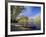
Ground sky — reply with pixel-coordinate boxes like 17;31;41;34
18;6;41;19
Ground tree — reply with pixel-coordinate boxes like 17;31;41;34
11;6;25;23
16;16;28;27
34;16;41;26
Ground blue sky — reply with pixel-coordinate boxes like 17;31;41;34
18;6;41;18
